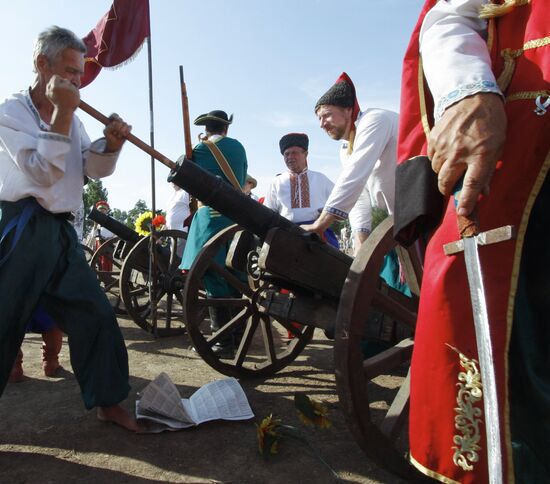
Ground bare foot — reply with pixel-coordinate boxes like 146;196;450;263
97;405;144;432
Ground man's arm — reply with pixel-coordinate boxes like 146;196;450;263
421;0;507;215
420;0;501;120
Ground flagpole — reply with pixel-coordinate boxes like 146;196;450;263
146;13;159;335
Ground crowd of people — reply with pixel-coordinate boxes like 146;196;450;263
1;0;548;482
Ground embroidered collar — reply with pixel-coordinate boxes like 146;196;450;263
24;87;50;131
288;167;308;176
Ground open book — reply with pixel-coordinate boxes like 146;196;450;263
135;372;254;432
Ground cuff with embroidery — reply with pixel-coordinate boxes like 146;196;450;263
325;205;348;220
435;80;502;121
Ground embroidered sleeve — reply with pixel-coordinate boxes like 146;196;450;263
420;0;503;121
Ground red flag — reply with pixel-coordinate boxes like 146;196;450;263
81;0;150;88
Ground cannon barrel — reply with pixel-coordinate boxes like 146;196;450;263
88;207;141;243
169;159;353;299
170;159;312;240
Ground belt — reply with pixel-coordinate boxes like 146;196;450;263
0;198;73;268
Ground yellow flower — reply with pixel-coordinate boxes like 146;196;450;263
256;414;280;457
295;394;331;428
135;211;153;236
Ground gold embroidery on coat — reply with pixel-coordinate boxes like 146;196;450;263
498;37;550;92
449;346;483;471
479;0;529;19
507;90;550;102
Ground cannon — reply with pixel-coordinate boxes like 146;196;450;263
87;207;188;336
169;160;425;481
81;101;426;481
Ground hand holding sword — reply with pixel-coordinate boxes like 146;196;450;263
429;92;510;483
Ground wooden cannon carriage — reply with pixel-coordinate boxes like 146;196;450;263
87;207;188;336
169;159;426;481
81;101;426;481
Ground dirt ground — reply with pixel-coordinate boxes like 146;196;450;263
0;316;407;484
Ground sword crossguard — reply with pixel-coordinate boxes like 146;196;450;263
444;225;516;256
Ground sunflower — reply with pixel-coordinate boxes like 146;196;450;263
135;211;153;236
294;394;331;428
256;414;280;457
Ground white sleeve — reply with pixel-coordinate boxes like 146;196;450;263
324;110;394;219
80;118;119;180
263;181;280;212
420;0;502;120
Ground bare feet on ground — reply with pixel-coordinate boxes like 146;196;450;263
97;404;144;432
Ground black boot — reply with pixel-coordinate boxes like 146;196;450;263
209;306;235;359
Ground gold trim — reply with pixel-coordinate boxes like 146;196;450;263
450;347;483;472
487;17;495;52
497;48;523;91
504;147;550;484
480;0;530;19
497;36;550;92
506;90;550;102
418;57;431;138
410;455;461;484
524;36;550;51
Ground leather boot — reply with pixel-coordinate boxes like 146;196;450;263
8;348;24;383
209;306;235;359
42;327;63;377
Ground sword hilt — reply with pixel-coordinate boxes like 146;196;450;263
454;180;480;238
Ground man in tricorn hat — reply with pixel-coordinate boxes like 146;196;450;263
179;109;247;358
264;133;337;247
301;72;398;256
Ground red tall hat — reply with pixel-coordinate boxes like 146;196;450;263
315;72;361;122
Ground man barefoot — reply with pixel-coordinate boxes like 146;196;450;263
0;26;138;432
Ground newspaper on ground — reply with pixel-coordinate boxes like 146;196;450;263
135;372;254;433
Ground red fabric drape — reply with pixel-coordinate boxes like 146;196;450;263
81;0;150;88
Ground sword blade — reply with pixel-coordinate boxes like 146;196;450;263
463;237;503;484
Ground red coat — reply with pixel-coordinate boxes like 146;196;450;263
399;1;550;482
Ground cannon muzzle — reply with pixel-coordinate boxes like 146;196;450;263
88;207;141;243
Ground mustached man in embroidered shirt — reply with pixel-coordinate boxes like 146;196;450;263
301;73;398;256
0;26;140;432
264;133;337;247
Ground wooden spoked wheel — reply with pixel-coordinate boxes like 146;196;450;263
184;225;314;377
334;216;428;481
89;237;126;315
119;229;188;336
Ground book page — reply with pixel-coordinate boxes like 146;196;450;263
189;377;254;425
137;372;192;423
135;403;195;432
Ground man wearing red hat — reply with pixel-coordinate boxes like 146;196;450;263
264;133;337;247
302;73;398;256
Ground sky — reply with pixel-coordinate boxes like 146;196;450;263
0;0;425;213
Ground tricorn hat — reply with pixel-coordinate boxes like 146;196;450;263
315;72;360;121
193;110;233;126
279;133;309;154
